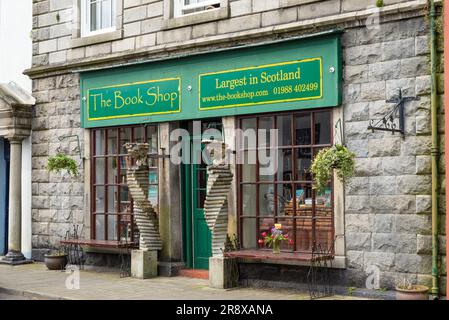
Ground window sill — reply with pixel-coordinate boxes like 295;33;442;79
224;250;346;269
71;29;123;48
162;7;229;30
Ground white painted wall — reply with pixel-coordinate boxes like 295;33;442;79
0;0;33;259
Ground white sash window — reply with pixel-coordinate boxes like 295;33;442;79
174;0;220;17
81;0;116;37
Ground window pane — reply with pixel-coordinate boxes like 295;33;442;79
295;183;313;211
258;117;273;148
242;118;256;131
241;152;256;182
95;186;105;213
276;184;293;217
295;114;311;145
259;184;275;217
119;216;132;241
259;218;274;235
316;186;332;208
315;217;334;252
134;126;145;144
101;0;112;29
90;1;99;32
149;168;158;183
107;186;118;213
196;190;206;209
119;127;131;154
277;115;292;146
95;215;105;240
148;185;158;210
107;214;117;240
120;187;132;214
147;125;158;153
314;112;331;145
240;118;257;150
196;168;207;189
295;148;312;181
242;218;257;249
95;130;105;155
241;184;256;215
277;149;292;181
107;129;118;154
95;157;105;184
107;157;118;184
296;218;313;252
90;0;113;32
119;156;127;184
259;149;275;181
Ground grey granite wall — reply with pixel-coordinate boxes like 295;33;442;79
342;16;446;292
31;73;85;261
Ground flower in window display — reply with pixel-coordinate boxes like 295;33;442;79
260;224;289;254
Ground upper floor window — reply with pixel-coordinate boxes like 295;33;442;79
81;0;116;37
174;0;220;17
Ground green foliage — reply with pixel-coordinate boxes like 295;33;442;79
310;144;356;192
222;234;240;253
347;287;356;296
376;0;384;8
47;153;79;177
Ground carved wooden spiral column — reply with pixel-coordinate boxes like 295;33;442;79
124;143;162;251
203;141;233;256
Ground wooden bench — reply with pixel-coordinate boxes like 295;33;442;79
224;249;334;264
60;239;137;249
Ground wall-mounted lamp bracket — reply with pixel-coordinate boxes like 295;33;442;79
367;88;419;138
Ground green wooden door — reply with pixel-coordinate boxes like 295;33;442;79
182;138;212;270
191;141;212;269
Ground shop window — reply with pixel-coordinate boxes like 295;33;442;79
81;0;116;37
91;125;158;243
174;0;220;17
237;110;334;254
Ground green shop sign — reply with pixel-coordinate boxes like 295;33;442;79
199;58;322;110
87;78;181;121
81;33;341;128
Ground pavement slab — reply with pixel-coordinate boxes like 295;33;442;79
0;263;368;300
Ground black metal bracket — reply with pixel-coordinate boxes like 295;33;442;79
367;89;419;137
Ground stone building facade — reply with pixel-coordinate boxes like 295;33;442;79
27;0;446;295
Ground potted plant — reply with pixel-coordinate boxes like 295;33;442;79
46;153;79;177
395;278;429;300
44;248;68;270
258;224;292;254
310;144;356;192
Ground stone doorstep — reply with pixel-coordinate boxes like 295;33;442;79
178;269;209;280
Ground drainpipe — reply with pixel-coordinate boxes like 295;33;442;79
444;0;449;298
429;0;440;299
